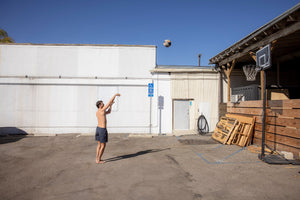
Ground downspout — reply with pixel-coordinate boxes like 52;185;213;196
198;54;202;67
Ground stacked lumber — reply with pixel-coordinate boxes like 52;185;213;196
227;99;300;159
212;114;255;147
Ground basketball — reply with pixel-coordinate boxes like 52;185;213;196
163;39;171;47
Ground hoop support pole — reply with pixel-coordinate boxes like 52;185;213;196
261;70;266;158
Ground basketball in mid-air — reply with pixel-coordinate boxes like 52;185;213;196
163;39;171;47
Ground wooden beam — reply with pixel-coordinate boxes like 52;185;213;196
249;52;256;62
227;75;231;102
277;60;280;86
226;60;236;102
271;39;277;51
229;59;236;75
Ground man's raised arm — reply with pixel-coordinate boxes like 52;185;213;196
102;93;121;111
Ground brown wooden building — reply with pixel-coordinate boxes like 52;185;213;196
210;3;300;159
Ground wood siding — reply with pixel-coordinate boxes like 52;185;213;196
227;99;300;159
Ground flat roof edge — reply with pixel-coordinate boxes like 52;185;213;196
0;43;157;48
150;68;217;73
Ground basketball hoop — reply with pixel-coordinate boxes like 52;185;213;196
243;64;258;81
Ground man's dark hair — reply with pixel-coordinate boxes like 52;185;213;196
96;100;103;108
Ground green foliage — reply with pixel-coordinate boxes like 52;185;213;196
0;28;15;43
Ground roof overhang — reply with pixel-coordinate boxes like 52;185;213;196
209;3;300;67
150;68;217;73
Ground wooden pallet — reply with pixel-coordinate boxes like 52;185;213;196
212;116;237;144
212;114;255;147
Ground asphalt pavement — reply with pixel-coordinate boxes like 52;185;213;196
0;133;299;200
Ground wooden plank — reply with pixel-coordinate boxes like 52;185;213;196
223;120;238;144
255;117;300;129
238;124;251;146
226;114;255;124
228;99;300;109
228;107;300;118
254;116;263;123
267;108;300;118
267;99;300;108
227;100;263;108
254;131;300;148
247;122;255;146
253;137;300;159
255;124;300;139
227;107;263;115
267;117;300;128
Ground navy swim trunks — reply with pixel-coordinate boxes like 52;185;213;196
95;127;108;143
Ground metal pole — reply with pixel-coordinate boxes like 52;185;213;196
149;80;154;135
149;96;152;134
261;70;266;158
198;54;202;67
159;109;162;134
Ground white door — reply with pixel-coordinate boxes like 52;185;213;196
173;100;189;130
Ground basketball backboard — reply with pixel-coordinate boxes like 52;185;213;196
256;44;271;71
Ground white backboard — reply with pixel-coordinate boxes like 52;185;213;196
256;44;271;71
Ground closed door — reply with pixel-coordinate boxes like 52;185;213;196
173;100;189;130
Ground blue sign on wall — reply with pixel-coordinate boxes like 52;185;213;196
148;83;154;97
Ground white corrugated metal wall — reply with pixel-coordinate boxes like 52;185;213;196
0;44;157;135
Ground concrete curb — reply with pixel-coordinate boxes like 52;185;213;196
33;133;57;137
128;134;154;138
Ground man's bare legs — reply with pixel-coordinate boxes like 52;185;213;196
96;141;101;163
96;141;106;164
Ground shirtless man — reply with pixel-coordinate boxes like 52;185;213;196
95;93;120;164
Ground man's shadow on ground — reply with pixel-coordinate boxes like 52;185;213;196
105;148;170;162
0;127;27;144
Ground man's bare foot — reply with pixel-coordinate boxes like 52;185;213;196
96;159;106;164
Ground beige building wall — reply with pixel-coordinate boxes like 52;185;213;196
171;71;219;132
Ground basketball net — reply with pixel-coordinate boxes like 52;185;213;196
243;65;257;81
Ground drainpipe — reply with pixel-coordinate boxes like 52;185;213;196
217;64;223;120
198;54;202;67
218;68;223;104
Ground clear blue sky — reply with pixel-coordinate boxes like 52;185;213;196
0;0;299;66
